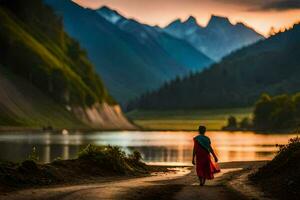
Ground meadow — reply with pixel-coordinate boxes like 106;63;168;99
126;107;253;131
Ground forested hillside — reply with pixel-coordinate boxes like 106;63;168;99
0;0;113;106
253;93;300;131
129;23;300;110
0;0;133;129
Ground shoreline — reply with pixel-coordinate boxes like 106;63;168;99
0;161;267;189
0;127;139;134
0;163;184;194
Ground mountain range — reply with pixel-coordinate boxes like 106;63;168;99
129;23;300;110
97;6;212;72
45;0;263;104
164;15;264;60
45;0;213;104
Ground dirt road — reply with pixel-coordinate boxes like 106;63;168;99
0;161;268;200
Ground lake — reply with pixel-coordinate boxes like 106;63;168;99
0;131;298;165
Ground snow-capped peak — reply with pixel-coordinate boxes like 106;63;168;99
97;6;123;24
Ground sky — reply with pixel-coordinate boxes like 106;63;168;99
73;0;300;36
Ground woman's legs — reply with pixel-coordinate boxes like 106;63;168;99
202;178;206;185
198;177;206;186
198;176;202;185
198;177;204;186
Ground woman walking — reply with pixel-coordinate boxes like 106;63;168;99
192;125;220;186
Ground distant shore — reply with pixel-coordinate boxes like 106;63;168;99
0;126;139;133
0;126;298;135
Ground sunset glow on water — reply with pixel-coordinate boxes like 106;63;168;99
0;131;298;165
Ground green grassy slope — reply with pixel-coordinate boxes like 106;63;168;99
0;68;86;128
127;107;252;130
0;0;130;129
0;1;114;106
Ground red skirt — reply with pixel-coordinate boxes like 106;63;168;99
194;140;220;179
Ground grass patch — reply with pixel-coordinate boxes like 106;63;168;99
126;107;253;131
0;68;87;129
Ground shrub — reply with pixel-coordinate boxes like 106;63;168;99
129;150;142;162
276;137;300;161
251;137;300;179
78;144;105;160
239;117;252;129
227;116;237;128
78;144;145;174
222;116;238;130
28;147;39;162
250;137;300;199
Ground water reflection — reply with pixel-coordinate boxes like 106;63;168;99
0;131;298;165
